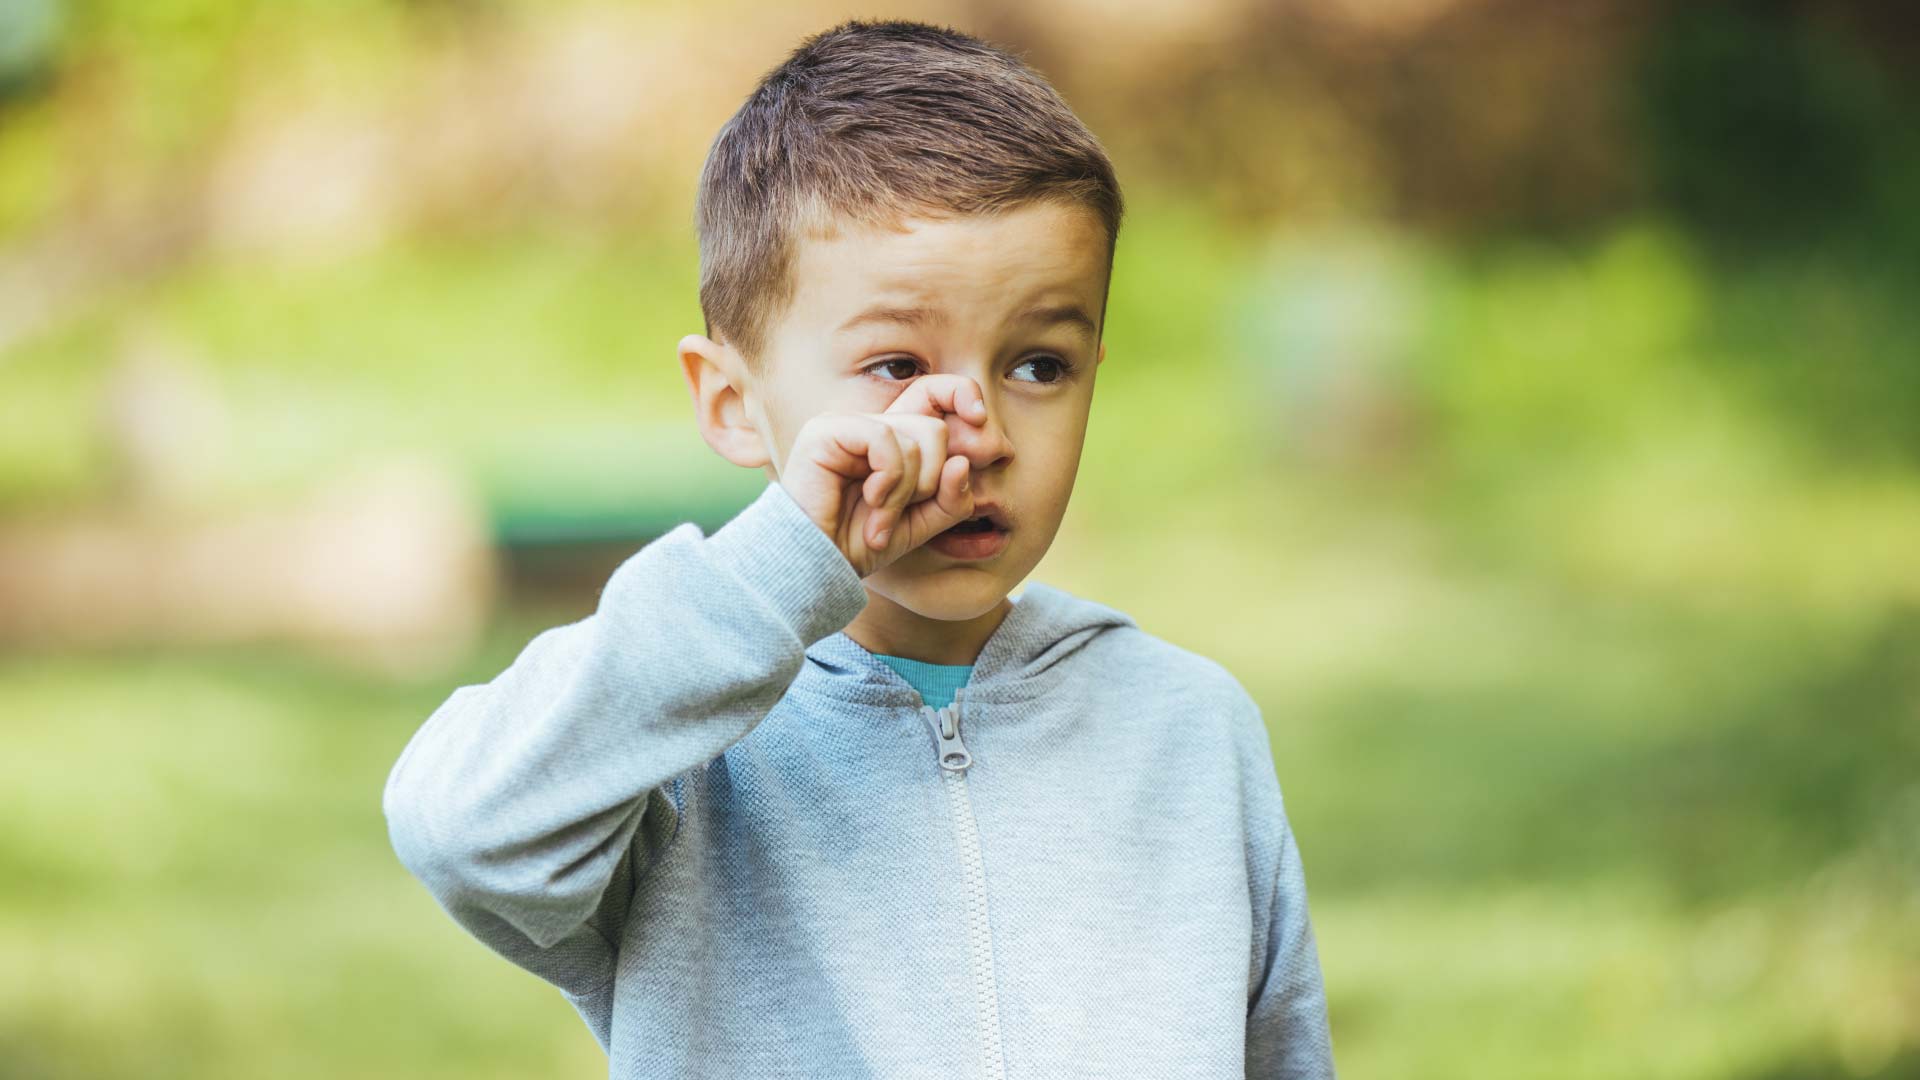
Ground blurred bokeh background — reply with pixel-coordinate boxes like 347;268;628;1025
3;0;1918;1076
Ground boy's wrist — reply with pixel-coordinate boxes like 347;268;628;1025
705;479;869;646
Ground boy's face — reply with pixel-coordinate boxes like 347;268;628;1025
683;199;1109;639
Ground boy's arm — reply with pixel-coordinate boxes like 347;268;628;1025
1242;700;1339;1079
381;479;868;1014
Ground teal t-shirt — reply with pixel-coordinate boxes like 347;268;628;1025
874;654;974;710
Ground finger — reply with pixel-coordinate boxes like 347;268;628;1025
890;435;923;516
789;414;892;528
895;454;974;549
871;431;919;547
858;420;900;506
883;414;947;508
883;372;989;427
913;418;947;503
860;414;943;542
798;413;900;489
851;420;905;547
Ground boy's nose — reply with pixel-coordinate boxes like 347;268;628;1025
946;398;1015;472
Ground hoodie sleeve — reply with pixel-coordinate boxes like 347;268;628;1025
381;478;869;1017
1242;699;1338;1079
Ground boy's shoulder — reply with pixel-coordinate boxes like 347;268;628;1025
1094;619;1256;706
1031;581;1268;744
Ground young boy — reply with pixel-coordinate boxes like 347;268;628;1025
383;18;1336;1079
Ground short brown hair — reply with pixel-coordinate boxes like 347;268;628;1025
695;19;1125;372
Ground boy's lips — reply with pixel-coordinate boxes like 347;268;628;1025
944;500;1010;532
928;506;1009;559
936;499;1013;530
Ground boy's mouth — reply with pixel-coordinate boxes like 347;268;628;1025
929;508;1012;561
940;501;1010;534
947;516;1000;534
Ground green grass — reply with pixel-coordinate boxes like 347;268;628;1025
0;613;613;1080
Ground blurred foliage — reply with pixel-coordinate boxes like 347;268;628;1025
1631;1;1920;255
3;0;1918;1077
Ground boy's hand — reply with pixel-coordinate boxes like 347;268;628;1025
780;374;987;577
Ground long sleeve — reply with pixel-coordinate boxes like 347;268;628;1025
381;478;869;1029
1242;701;1338;1078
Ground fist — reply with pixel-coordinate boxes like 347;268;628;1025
779;374;989;578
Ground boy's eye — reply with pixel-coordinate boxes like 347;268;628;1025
1010;354;1075;384
861;354;1078;384
864;357;922;382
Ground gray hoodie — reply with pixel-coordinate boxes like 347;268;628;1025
383;477;1336;1078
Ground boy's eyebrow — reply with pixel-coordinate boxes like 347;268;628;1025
1014;302;1099;340
834;302;1098;339
835;304;948;335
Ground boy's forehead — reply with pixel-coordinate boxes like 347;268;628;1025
788;203;1107;331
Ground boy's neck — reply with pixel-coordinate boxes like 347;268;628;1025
841;588;1014;667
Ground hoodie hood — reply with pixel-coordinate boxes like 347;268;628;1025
797;581;1138;707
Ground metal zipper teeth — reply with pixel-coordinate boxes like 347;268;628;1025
925;688;1008;1080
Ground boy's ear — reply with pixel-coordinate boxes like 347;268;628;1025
678;333;771;470
1096;340;1105;367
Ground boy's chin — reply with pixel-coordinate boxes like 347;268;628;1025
864;557;1014;621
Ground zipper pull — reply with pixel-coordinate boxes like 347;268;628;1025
932;701;973;773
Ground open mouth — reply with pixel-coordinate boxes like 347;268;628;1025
945;516;1001;535
929;514;1010;560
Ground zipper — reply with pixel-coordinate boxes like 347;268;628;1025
921;686;1008;1080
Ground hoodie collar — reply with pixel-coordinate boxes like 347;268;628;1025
796;581;1138;707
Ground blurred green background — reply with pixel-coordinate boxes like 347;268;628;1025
3;0;1918;1077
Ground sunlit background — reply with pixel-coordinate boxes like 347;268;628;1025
3;0;1918;1076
